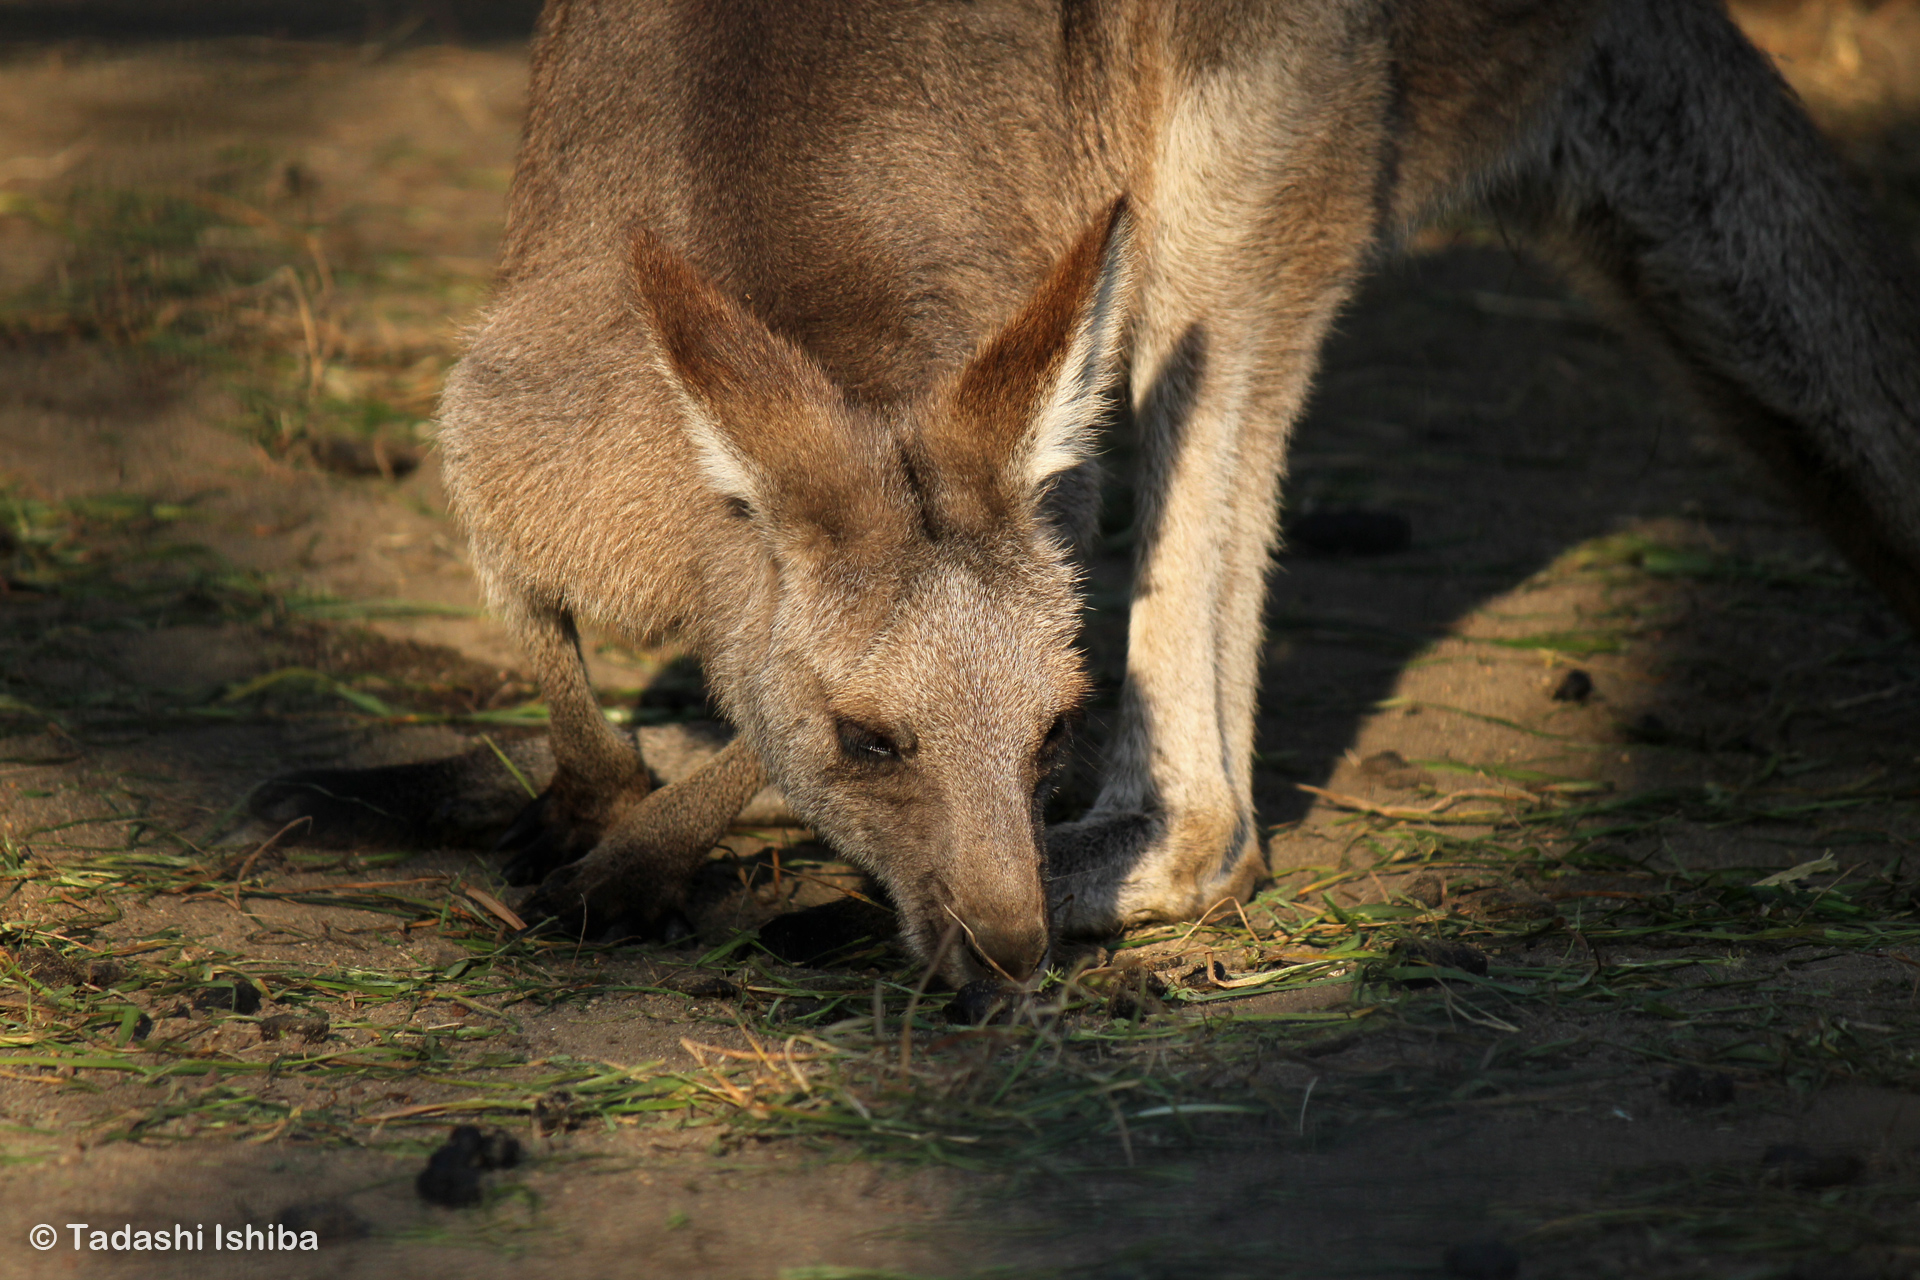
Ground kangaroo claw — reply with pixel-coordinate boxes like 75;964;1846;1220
517;861;596;933
518;858;632;938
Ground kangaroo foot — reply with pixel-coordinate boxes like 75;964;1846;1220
516;849;693;942
1045;809;1266;937
516;737;769;939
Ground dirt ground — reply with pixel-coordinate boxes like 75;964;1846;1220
4;5;1920;1279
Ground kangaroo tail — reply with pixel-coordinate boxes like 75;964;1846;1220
1491;0;1920;628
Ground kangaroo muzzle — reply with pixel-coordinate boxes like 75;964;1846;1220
952;906;1049;984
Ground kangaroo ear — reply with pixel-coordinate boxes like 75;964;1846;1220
630;225;863;524
920;198;1136;523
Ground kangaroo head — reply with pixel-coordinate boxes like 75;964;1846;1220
630;202;1135;985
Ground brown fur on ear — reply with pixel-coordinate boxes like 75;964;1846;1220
630;224;888;539
915;198;1136;537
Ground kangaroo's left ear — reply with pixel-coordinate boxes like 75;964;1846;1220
630;221;905;555
917;198;1137;527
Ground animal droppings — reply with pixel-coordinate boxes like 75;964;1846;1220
416;1125;523;1208
1550;669;1594;702
258;1014;331;1044
1288;508;1413;555
1443;1237;1521;1279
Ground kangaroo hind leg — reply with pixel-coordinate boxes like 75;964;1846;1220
1049;41;1390;933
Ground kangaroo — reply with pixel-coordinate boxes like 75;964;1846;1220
254;0;1920;988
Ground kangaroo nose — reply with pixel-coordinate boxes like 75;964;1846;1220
962;914;1049;984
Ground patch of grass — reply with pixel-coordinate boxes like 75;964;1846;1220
2;164;457;466
0;728;1917;1272
1558;531;1854;592
0;483;519;720
0;186;277;345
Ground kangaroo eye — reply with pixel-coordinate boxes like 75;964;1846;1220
836;719;901;763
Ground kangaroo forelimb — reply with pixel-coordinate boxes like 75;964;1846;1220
517;736;769;939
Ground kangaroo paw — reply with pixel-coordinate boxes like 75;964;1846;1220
516;737;768;939
516;842;695;942
517;857;616;937
1045;810;1265;937
496;758;656;885
517;857;692;942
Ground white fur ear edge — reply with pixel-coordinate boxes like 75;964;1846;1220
680;400;763;507
648;350;766;510
1019;208;1138;491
